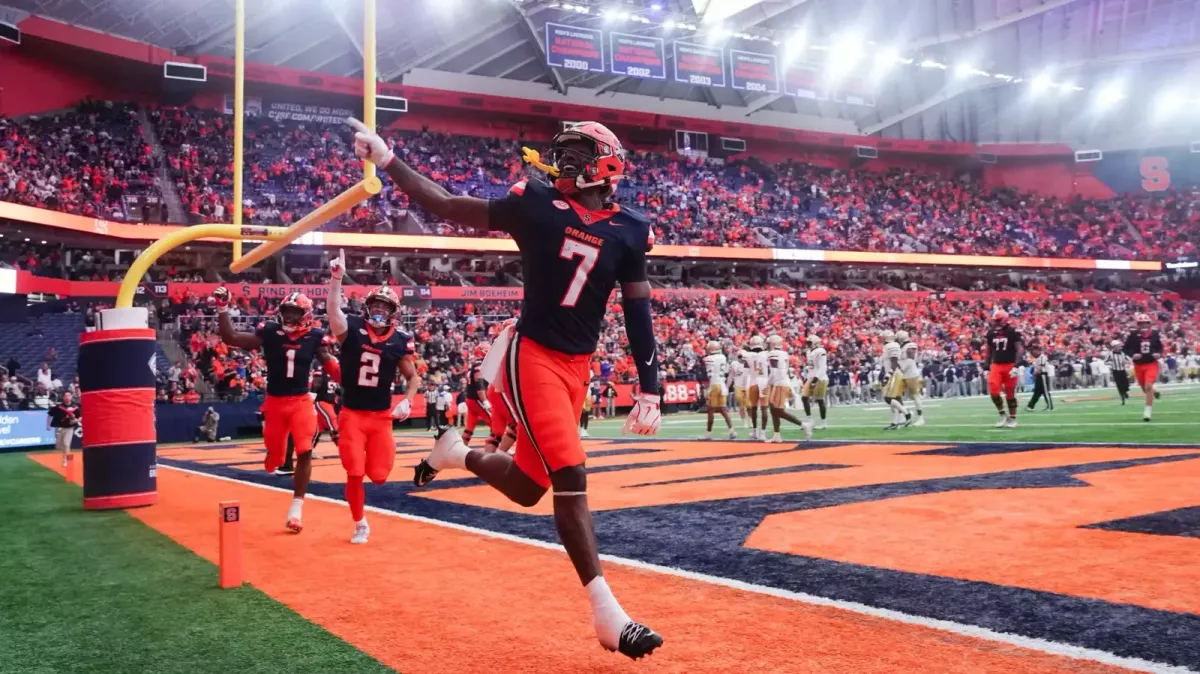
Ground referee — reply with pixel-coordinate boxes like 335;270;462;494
1109;339;1132;404
1026;345;1053;411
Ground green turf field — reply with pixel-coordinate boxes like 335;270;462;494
580;383;1200;444
0;454;392;674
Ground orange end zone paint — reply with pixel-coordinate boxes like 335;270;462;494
28;453;1140;674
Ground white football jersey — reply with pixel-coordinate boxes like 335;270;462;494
703;353;729;392
740;349;769;387
807;347;828;380
899;342;921;379
729;360;747;388
882;341;902;374
766;349;790;386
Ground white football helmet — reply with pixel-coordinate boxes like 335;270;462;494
748;335;765;351
880;330;895;342
767;335;784;349
807;334;821;346
896;330;910;343
706;341;722;354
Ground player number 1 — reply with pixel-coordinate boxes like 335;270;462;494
358;351;381;387
286;349;296;378
559;239;600;307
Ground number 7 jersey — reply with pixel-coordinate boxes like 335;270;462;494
339;315;415;411
487;179;652;355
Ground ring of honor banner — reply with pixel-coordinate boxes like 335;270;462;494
78;327;158;510
545;22;604;73
673;41;725;87
609;32;666;79
729;50;780;94
785;63;829;100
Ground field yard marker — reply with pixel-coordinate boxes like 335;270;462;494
218;500;242;589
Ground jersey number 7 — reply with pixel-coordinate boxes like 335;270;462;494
559;239;599;307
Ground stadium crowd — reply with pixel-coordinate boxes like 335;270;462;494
158;288;1198;405
4;102;1199;261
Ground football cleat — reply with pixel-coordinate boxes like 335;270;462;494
1004;418;1019;428
727;428;737;440
913;417;926;427
702;431;713;441
413;459;438;487
994;417;1009;428
903;414;914;427
350;523;370;544
814;421;827;430
274;467;294;476
612;621;663;660
285;517;303;534
883;424;900;431
802;422;813;441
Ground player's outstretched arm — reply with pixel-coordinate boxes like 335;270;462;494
621;280;662;436
327;249;348;344
348;118;490;233
390;356;422;421
212;287;262;350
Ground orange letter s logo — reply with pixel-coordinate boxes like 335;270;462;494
1140;156;1170;192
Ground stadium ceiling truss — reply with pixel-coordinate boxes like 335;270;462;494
4;0;1199;141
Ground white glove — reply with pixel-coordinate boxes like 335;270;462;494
329;248;345;281
622;393;661;436
482;400;492;411
391;398;411;421
347;118;394;168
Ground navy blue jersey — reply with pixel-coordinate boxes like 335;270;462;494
488;179;651;355
339;315;414;411
986;326;1023;365
312;371;340;404
1124;330;1164;364
467;364;488;402
255;322;325;397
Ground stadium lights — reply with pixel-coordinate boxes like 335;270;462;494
827;32;864;78
662;18;675;29
919;59;947;69
1030;73;1054;93
783;31;806;62
1094;82;1126;111
650;2;662;9
1156;88;1184;116
954;63;974;78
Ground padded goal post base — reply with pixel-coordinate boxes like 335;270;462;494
78;308;158;510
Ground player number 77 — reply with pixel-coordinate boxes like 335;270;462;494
559;239;600;307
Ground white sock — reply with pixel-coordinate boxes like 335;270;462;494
288;498;303;520
1144;405;1152;419
431;435;469;471
586;576;630;650
355;517;368;528
913;396;923;412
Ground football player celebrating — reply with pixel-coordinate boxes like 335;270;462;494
985;309;1023;428
728;356;749;427
801;334;829;430
739;336;770;441
326;251;422;544
1124;312;1164;421
701;341;736;440
350;118;663;658
214;288;338;533
765;335;812;442
896;330;926;426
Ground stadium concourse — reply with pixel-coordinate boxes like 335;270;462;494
5;2;1200;671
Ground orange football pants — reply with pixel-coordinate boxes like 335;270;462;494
496;335;591;488
987;363;1017;397
338;408;395;484
261;394;316;473
1134;361;1159;388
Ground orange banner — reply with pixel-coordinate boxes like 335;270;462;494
0;201;1162;271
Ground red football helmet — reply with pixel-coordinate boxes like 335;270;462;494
992;309;1009;329
364;285;400;329
278;292;314;334
547;121;626;196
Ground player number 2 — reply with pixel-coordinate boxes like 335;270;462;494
559;239;600;307
285;349;296;378
358;351;381;387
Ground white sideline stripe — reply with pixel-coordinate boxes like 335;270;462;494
159;463;1195;674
